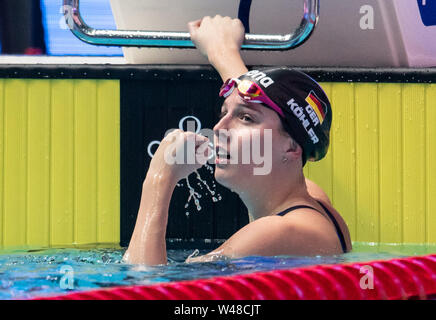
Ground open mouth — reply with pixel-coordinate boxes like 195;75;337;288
215;146;231;162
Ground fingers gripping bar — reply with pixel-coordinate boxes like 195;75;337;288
63;0;319;50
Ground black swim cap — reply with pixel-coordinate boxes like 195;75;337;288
238;67;332;164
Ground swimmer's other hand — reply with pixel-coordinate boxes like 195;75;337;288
148;129;211;184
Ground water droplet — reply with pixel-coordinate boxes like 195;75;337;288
180;167;223;215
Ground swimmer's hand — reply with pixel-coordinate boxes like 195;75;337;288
188;15;244;62
188;15;248;82
148;129;211;184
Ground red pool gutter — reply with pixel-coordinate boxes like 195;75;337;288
37;254;436;300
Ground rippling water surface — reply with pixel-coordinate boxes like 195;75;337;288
0;242;435;300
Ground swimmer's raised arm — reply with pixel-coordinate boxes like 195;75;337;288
123;130;210;265
188;15;248;82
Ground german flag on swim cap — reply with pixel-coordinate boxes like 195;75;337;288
238;67;332;163
306;91;327;125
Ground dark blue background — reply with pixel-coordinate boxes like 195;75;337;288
417;0;436;26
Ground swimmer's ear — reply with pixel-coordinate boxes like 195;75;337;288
283;136;303;162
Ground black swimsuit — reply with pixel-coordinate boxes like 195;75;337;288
275;201;348;253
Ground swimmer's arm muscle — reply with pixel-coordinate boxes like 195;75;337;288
208;48;248;83
123;174;175;265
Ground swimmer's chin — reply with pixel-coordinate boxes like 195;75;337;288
213;171;228;186
214;170;241;193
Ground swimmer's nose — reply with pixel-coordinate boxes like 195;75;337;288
213;110;232;133
213;120;224;133
213;120;231;140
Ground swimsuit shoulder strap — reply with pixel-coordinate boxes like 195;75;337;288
275;205;317;217
275;202;348;253
316;201;348;253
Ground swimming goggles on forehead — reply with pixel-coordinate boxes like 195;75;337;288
219;78;285;118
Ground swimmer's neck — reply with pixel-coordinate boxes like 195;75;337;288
241;173;309;222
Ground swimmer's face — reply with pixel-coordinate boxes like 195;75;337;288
213;90;290;192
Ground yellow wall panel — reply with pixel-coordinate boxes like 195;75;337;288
402;85;426;243
330;83;357;240
50;80;75;246
96;80;120;243
0;79;120;248
378;84;403;243
354;84;380;242
27;80;51;246
3;80;28;247
426;84;436;244
74;80;98;244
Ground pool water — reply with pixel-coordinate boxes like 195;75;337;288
0;242;435;300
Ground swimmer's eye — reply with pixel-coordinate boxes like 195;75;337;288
218;111;227;120
218;111;254;123
239;113;254;123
